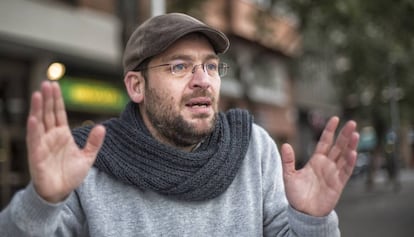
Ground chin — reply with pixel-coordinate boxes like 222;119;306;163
192;116;216;132
192;120;213;130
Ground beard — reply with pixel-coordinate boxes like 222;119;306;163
144;87;217;148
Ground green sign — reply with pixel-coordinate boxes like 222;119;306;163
59;76;129;114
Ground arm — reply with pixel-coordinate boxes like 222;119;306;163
258;124;340;237
0;81;105;236
0;183;88;236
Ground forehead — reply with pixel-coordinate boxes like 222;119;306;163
153;33;217;62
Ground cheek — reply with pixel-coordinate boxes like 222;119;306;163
214;80;221;93
152;84;182;108
212;80;221;100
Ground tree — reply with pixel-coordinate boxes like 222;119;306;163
273;0;414;123
271;0;414;170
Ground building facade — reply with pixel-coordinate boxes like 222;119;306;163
0;0;302;207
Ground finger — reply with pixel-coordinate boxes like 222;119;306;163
348;131;360;151
28;91;44;132
338;150;358;184
41;81;56;131
26;116;41;158
328;120;357;162
314;116;340;155
344;131;359;171
26;92;44;154
338;132;359;182
281;143;296;177
82;125;106;164
51;82;68;126
334;129;359;173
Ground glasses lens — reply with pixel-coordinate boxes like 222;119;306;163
218;63;228;77
171;63;190;76
169;62;228;78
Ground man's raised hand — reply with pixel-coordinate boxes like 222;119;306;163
281;117;359;217
26;81;105;203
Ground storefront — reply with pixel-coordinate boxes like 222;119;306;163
0;55;31;208
0;0;123;207
0;55;130;208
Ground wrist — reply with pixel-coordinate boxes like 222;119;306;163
33;182;70;204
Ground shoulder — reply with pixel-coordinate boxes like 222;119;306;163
242;123;282;173
77;168;137;198
248;123;282;174
240;123;284;195
249;123;279;152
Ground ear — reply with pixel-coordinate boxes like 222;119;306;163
124;71;145;103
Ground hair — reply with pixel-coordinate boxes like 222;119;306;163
136;57;151;81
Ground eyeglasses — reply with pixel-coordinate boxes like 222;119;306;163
138;62;229;78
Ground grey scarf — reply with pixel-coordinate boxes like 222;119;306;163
72;102;252;201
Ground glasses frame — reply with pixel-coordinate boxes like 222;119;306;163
137;62;229;78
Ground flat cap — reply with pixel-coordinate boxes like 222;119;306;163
122;13;230;75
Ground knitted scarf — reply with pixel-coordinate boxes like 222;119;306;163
72;102;252;201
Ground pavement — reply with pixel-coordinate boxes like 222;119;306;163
336;168;414;237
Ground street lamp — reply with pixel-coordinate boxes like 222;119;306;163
47;62;66;81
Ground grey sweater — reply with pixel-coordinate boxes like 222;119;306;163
0;124;340;237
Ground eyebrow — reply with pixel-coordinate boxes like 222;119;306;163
162;53;219;62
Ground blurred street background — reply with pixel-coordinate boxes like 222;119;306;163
337;169;414;237
1;0;414;236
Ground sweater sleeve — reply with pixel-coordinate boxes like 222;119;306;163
286;206;340;236
0;182;87;237
253;125;340;237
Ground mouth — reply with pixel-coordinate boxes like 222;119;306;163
185;98;212;108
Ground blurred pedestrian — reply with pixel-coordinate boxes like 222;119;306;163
408;125;414;168
0;13;359;236
384;130;401;192
366;117;386;191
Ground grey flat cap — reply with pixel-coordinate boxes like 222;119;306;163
122;13;230;75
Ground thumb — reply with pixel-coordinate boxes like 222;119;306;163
82;125;106;162
281;143;296;177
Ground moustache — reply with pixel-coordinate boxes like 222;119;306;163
182;89;215;102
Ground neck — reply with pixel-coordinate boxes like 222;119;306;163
139;108;198;152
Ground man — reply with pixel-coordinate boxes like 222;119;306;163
0;13;359;236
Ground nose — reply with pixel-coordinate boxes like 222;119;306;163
191;64;206;74
189;64;210;89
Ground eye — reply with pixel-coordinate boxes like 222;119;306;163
171;63;188;73
206;63;218;71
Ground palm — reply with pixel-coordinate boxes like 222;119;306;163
26;81;105;203
281;117;359;217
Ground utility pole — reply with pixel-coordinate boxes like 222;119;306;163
388;62;401;191
151;0;166;17
118;0;138;48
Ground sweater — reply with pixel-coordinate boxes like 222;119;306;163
0;124;340;237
